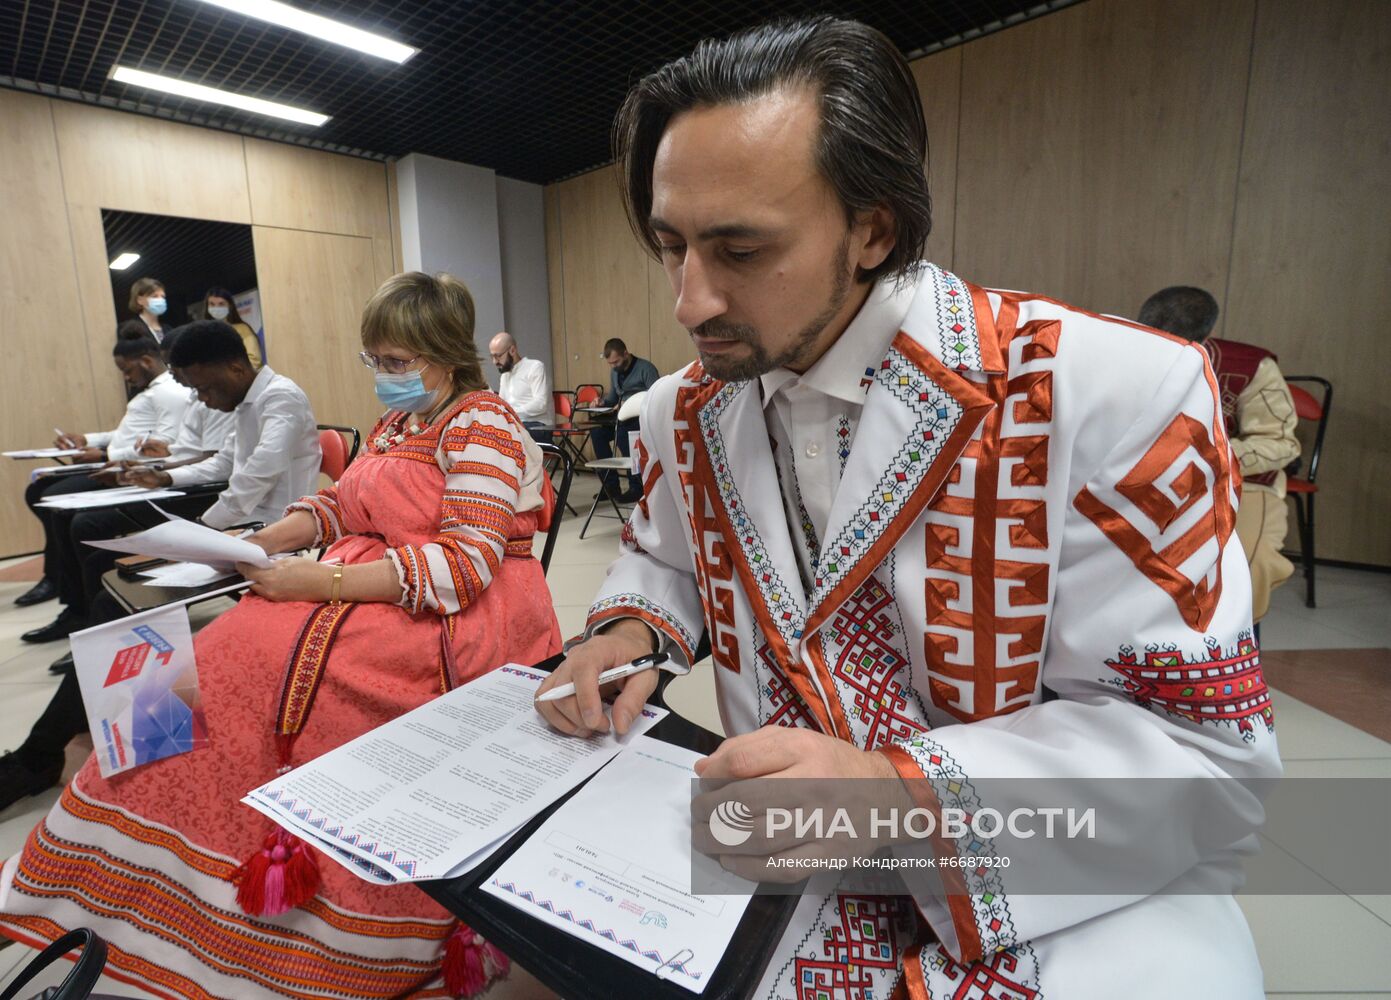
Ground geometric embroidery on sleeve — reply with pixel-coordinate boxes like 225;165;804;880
1074;411;1236;633
586;592;698;663
896;734;1020;956
1102;634;1274;741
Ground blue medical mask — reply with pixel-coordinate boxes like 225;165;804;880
147;297;167;316
207;305;229;320
374;366;440;413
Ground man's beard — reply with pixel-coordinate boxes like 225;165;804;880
691;237;852;382
496;358;514;374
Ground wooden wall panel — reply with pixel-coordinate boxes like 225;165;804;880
0;96;396;557
244;138;391;239
386;161;405;275
543;185;569;390
554;166;651;390
0;92;102;553
646;257;695;377
911;46;961;269
50;103;251;223
64;202;130;428
1226;0;1391;564
953;0;1255;323
252;227;383;436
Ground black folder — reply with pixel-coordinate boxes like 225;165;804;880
421;656;798;1000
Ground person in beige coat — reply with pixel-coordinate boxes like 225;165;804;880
1140;286;1300;621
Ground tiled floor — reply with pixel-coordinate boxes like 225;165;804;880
1;497;1388;997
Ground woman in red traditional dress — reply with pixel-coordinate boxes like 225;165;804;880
0;272;562;999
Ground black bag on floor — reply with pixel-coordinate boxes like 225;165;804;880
0;929;123;1000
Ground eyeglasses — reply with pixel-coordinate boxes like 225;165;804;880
359;351;423;375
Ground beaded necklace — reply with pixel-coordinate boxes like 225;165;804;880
372;412;426;452
371;393;462;453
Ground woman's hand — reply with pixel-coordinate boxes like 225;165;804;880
244;510;319;557
236;557;331;603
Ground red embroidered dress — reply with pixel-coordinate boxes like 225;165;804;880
0;392;562;999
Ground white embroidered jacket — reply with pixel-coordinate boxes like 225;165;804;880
583;264;1281;998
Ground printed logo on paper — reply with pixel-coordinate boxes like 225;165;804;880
103;626;176;688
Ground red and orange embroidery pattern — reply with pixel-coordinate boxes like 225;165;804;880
1104;636;1273;737
787;895;917;1000
674;373;744;676
1075;403;1237;633
922;315;1057;722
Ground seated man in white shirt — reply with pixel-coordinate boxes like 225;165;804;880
2;325;320;799
489;331;553;443
35;321;318;664
16;337;189;618
125;319;321;529
137;326;237;469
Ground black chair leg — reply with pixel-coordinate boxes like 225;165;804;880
1303;494;1317;609
1292;494;1312;609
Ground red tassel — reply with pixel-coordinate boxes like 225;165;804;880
233;829;322;916
444;923;509;998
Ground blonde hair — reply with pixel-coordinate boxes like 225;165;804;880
360;272;485;397
129;276;164;315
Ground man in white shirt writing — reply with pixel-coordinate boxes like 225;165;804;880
126;320;321;529
490;331;553;443
17;337;189;626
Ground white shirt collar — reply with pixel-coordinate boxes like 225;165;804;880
240;364;275;409
759;277;917;409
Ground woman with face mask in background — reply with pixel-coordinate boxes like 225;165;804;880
126;275;168;342
203;286;263;369
0;272;561;999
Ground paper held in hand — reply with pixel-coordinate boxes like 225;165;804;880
85;516;272;572
4;447;86;459
70;604;209;778
36;486;185;510
242;665;668;885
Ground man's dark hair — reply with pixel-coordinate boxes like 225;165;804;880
112;336;161;360
1138;286;1221;343
116;319;153;341
159;327;183;361
169;320;251;368
603;338;628;357
614;15;930;284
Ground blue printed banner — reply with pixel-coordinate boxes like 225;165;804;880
71;604;208;777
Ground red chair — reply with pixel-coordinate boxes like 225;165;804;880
1281;377;1332;608
317;424;361;482
550;390;590;469
574;383;604;407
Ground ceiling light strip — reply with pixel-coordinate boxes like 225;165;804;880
193;0;417;63
110;66;330;126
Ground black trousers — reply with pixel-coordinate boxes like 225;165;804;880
51;492;216;619
588;416;641;493
25;473;104;581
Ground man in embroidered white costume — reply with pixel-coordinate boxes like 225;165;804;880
537;17;1280;999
